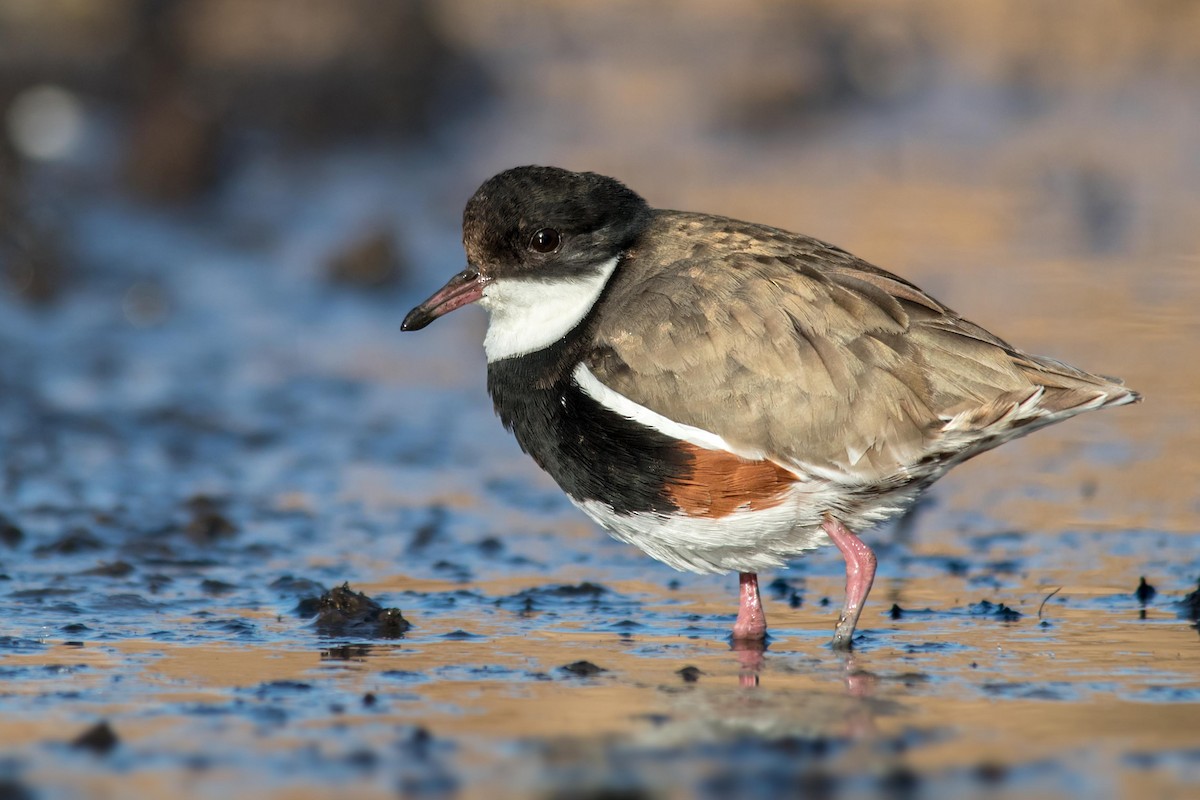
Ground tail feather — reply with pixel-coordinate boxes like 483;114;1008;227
941;351;1139;440
1017;352;1137;412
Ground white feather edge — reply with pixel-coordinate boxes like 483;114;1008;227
571;362;765;458
573;361;866;480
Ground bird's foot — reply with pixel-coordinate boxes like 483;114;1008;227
731;617;767;641
830;614;856;651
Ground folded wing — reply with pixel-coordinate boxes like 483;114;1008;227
587;212;1137;485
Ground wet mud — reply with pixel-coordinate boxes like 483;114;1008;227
1;2;1199;798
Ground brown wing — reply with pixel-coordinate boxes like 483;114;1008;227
587;211;1133;482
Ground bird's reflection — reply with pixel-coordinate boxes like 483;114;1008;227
730;637;766;688
729;636;879;701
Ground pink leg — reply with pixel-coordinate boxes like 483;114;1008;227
732;572;767;641
823;516;877;650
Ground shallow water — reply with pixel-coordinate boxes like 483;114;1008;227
2;3;1200;798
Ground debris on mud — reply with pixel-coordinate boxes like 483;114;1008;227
559;660;606;677
1135;576;1157;606
498;583;614;613
79;561;135;578
71;721;119;755
440;629;484;640
969;600;1022;622
541;583;609;599
407;507;448;553
299;583;412;639
183;496;239;544
200;579;236;596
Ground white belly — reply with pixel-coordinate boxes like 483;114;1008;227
572;479;924;574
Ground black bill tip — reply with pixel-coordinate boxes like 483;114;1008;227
401;305;434;332
401;267;486;332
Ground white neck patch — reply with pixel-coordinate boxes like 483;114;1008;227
480;256;619;362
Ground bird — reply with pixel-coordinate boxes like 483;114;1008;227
402;165;1139;650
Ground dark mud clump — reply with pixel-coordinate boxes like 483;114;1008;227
501;578;609;604
1134;576;1157;606
184;496;239;544
1135;576;1157;619
969;600;1022;622
889;604;935;620
79;561;135;578
497;583;622;617
71;721;119;755
559;660;607;678
299;583;412;639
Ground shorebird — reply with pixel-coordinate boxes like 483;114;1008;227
403;166;1139;649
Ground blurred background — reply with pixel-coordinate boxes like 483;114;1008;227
0;2;1197;798
3;0;1198;295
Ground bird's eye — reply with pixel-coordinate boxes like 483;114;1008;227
527;228;561;254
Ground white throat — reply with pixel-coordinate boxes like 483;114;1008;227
480;256;619;362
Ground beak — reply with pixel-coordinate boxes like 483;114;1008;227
402;267;487;331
